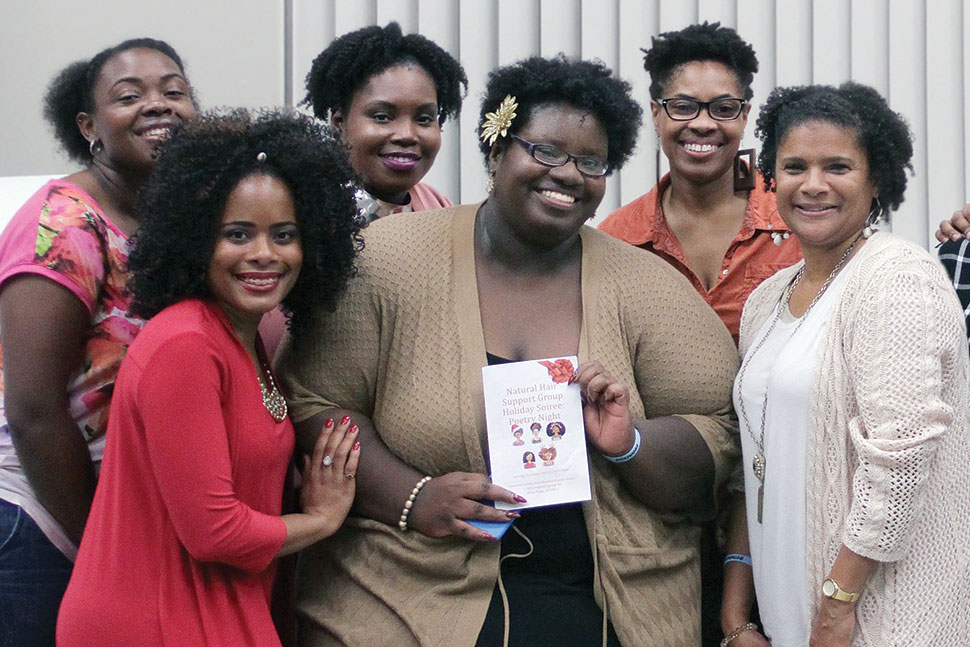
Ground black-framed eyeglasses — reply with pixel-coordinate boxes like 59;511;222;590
510;135;609;177
659;97;746;121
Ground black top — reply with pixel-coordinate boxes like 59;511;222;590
476;353;619;646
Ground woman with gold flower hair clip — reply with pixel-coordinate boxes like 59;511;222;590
279;55;738;647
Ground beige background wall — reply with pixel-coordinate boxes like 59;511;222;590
2;0;968;247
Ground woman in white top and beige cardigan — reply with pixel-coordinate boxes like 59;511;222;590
721;81;970;647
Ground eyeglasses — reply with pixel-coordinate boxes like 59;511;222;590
510;135;609;177
659;97;746;121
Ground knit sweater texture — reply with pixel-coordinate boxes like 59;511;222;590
739;232;970;646
279;205;739;646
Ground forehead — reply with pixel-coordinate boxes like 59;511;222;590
778;119;866;158
352;64;438;106
519;103;608;154
221;174;296;223
663;60;742;98
96;48;183;88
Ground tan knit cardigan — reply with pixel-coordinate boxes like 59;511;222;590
739;232;970;646
279;205;739;647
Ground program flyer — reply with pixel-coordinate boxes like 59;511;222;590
482;356;591;510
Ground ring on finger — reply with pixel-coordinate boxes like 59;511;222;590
322;455;333;467
344;473;354;480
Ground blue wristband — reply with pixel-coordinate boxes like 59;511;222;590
724;553;752;567
603;428;641;464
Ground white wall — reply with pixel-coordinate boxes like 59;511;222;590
3;0;967;248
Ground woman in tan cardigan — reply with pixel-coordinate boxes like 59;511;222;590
278;56;739;647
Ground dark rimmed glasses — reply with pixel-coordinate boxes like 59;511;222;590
659;97;747;121
510;135;610;177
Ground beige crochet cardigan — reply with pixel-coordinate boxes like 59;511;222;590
739;232;970;646
279;205;739;647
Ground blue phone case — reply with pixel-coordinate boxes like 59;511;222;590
463;499;514;539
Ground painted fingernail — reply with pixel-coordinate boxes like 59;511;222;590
505;511;520;519
482;532;497;541
352;441;360;451
349;424;359;434
341;415;351;425
325;418;334;429
514;494;527;503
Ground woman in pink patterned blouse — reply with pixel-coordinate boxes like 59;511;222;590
0;38;196;645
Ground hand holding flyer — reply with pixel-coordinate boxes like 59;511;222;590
482;356;591;510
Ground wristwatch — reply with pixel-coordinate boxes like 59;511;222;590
822;577;861;603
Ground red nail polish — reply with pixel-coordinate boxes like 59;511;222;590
352;441;360;451
350;424;359;434
482;532;496;541
324;418;334;429
341;415;351;425
514;494;527;503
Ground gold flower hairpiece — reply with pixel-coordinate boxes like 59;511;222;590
480;95;518;146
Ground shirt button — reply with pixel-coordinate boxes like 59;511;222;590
722;269;729;275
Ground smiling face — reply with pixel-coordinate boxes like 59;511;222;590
652;60;749;186
208;174;302;335
77;47;196;178
332;64;441;204
774;120;876;255
487;103;608;247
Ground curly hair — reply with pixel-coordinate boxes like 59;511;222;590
303;22;467;126
755;81;914;217
643;22;759;101
476;55;643;172
43;38;194;165
128;109;363;347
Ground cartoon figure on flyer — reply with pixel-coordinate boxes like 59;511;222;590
530;422;542;444
511;424;525;446
523;451;537;469
546;421;565;441
539;444;557;467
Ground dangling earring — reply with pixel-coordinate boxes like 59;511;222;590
862;197;882;238
654;134;662;188
88;138;102;157
734;148;756;191
486;170;495;194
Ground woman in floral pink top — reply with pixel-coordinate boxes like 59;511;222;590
0;38;196;646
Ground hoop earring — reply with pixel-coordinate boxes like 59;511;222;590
734;148;756;191
88;139;102;157
862;197;882;238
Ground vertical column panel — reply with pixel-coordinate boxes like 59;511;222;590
812;0;851;84
849;0;889;94
417;0;461;202
459;0;499;203
697;0;737;29
737;0;776;153
497;0;540;64
291;0;335;112
659;0;698;31
925;0;965;240
616;0;658;207
334;0;376;33
377;0;419;30
775;0;812;86
888;0;927;242
540;0;582;57
581;0;622;218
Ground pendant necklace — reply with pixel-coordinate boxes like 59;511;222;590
736;234;862;523
257;363;288;422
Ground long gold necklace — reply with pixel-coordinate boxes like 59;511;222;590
257;364;288;422
736;234;862;523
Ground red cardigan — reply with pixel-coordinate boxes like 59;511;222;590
58;299;292;646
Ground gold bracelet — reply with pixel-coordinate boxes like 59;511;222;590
720;622;758;647
398;476;432;531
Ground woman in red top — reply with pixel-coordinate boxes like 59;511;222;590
56;110;363;646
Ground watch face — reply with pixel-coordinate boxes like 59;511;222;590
822;579;836;597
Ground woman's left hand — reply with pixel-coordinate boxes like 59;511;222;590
809;599;856;647
571;361;635;457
